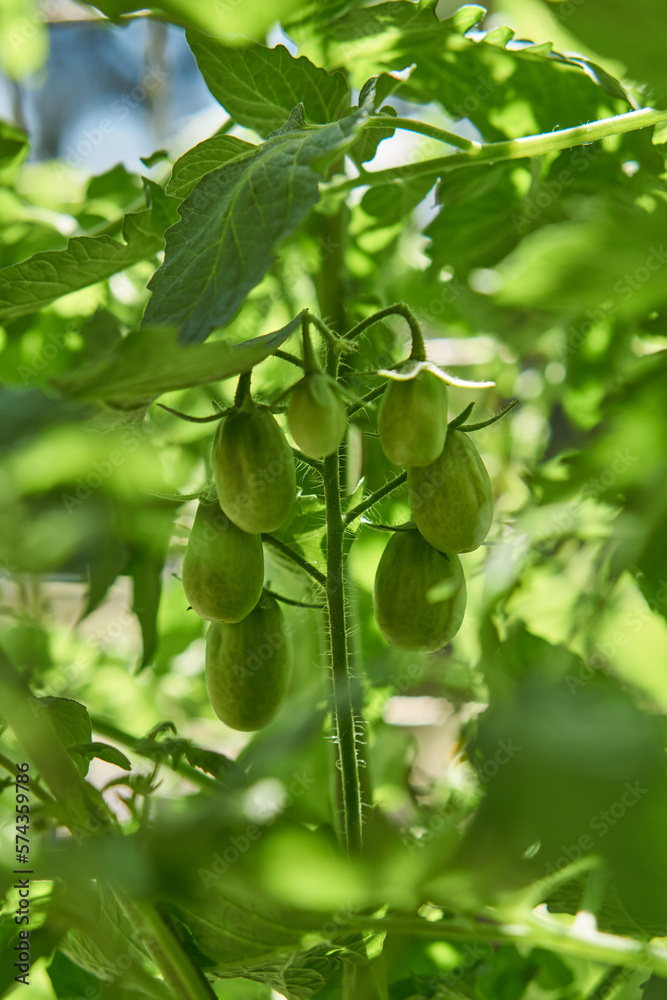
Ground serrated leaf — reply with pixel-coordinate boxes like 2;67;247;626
299;1;629;141
142;107;367;344
538;0;667;108
167;134;257;199
68;743;132;771
51;313;304;410
187;30;349;137
0;182;179;325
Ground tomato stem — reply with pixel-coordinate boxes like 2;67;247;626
345;303;427;361
323;444;364;855
300;314;320;374
262;534;327;588
234;370;252;407
344;472;407;525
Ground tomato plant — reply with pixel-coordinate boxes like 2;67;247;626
1;2;667;999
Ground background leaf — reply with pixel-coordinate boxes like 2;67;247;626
188;31;350;137
0;184;179;325
52;313;304;410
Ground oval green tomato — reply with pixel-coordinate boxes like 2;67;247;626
408;430;493;553
287;372;347;458
182;500;264;622
212;406;296;534
205;597;292;731
373;528;466;651
378;370;448;467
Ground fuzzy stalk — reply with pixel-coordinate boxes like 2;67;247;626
323;446;363;855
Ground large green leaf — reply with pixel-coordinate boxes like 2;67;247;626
52;312;304;409
294;2;628;140
538;0;667;108
187;30;349;137
143;105;367;344
0;183;179;325
167;134;257;199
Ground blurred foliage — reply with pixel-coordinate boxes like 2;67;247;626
1;0;667;998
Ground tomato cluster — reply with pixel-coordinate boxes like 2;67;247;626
182;347;497;726
182;400;298;731
374;370;494;652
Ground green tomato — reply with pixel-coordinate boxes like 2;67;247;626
287;372;347;458
182;500;264;623
373;528;466;652
212;406;296;534
205;597;292;731
408;430;493;553
378;370;449;467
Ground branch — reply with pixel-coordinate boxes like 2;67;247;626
365;115;481;151
346;383;387;418
340;911;667;978
273;349;304;369
264;588;325;610
262;534;327;588
344;303;425;360
345;472;407;525
331;107;667;193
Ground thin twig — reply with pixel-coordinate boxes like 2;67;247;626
264;588;325;610
346;383;387;417
262;535;327;588
344;472;407;525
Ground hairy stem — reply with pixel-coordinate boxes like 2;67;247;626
344;472;407;525
262;534;327;588
332;107;667;193
365;114;480;151
323;448;363;855
345;303;425;361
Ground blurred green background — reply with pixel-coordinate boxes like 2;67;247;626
1;1;667;998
